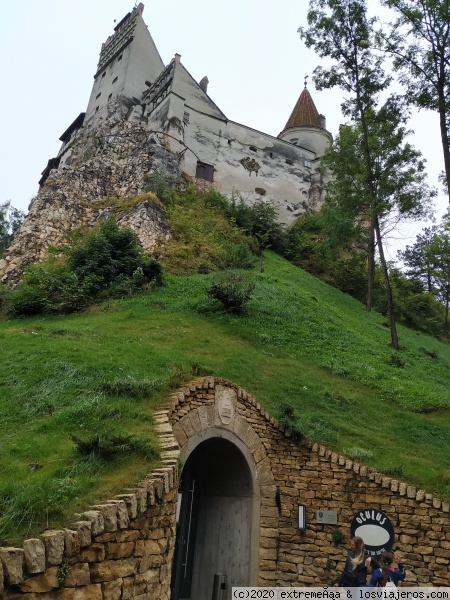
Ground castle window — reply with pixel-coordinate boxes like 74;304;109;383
286;158;294;165
95;106;99;113
304;160;312;168
101;71;106;78
112;76;118;84
249;146;257;152
196;161;214;183
183;111;190;124
108;93;112;101
118;54;123;62
96;92;101;99
290;138;298;145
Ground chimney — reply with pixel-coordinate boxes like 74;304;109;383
199;76;209;93
318;114;326;129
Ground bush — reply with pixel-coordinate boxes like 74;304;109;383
9;284;51;317
207;271;255;314
278;402;304;441
8;218;163;317
66;218;145;288
226;197;285;251
143;167;175;206
0;283;12;315
219;241;257;270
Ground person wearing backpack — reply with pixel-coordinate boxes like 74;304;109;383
367;550;406;587
335;536;379;588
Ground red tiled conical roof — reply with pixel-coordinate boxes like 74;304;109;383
281;87;321;132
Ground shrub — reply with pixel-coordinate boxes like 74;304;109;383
278;402;304;441
66;218;146;288
9;284;51;317
8;218;163;317
0;283;12;315
143;167;175;205
207;271;255;313
226;197;285;251
219;241;257;270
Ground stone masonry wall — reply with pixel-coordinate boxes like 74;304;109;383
0;411;179;600
169;377;450;588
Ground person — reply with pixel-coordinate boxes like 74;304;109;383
335;536;379;588
367;551;406;587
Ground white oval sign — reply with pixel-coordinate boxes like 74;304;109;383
354;524;391;547
350;509;394;556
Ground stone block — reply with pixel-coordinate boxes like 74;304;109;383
101;579;123;600
109;500;129;529
197;406;210;430
19;566;59;592
81;511;105;536
23;539;46;574
106;542;135;560
93;504;118;533
72;522;92;548
89;558;138;583
122;575;136;600
179;414;195;439
0;547;25;585
140;554;164;573
116;494;138;520
40;530;65;566
72;583;103;600
152;469;170;494
64;529;81;558
79;544;106;563
65;563;91;588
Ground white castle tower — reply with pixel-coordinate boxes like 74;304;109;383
84;3;164;123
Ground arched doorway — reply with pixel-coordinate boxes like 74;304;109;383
171;437;255;600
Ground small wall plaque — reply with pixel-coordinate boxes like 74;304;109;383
316;510;338;524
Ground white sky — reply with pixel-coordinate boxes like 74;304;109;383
1;0;448;260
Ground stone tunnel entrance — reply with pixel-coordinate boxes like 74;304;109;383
170;435;256;600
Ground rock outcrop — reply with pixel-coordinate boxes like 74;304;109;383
0;104;178;285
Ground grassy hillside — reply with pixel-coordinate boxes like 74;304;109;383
1;250;449;544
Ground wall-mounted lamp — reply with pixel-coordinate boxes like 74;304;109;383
298;505;306;531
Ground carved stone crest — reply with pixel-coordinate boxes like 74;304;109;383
215;385;236;425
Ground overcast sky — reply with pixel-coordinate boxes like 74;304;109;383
1;0;447;259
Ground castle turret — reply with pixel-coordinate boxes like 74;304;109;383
84;3;165;123
278;84;332;157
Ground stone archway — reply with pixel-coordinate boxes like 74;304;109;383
170;382;276;599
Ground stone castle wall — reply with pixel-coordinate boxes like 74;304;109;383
1;379;449;600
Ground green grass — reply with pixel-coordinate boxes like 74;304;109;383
1;251;449;544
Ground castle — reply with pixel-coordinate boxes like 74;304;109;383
0;2;332;284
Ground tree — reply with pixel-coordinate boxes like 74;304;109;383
378;0;450;201
0;201;25;256
427;225;450;336
299;0;434;349
398;227;435;292
400;211;450;336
